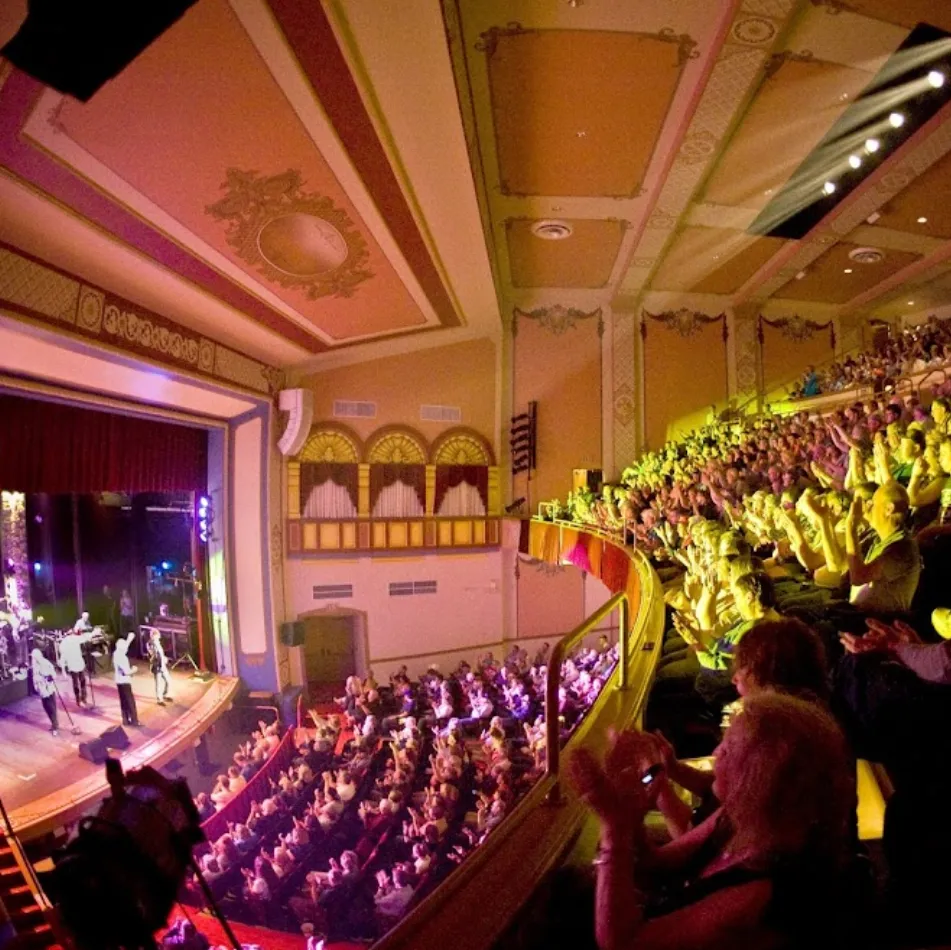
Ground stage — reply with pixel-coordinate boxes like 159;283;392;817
0;660;239;839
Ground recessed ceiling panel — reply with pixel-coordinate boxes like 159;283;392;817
875;150;951;239
835;0;951;32
488;29;688;198
507;218;624;288
702;56;872;210
52;0;428;342
775;242;921;303
649;227;785;294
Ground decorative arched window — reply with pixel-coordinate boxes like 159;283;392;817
297;426;361;520
365;428;428;519
431;429;494;518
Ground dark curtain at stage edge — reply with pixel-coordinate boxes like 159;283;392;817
434;465;488;513
369;464;426;511
0;393;207;493
299;462;359;513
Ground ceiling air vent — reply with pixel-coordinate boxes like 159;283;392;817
333;400;377;419
313;584;353;600
531;219;573;241
848;247;885;265
420;405;462;423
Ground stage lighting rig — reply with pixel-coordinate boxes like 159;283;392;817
197;495;213;543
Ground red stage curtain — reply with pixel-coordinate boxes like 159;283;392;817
369;464;425;510
433;465;488;512
0;393;207;493
299;462;358;512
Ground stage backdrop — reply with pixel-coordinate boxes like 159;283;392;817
0;392;207;493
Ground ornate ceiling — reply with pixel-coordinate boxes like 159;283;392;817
2;0;951;370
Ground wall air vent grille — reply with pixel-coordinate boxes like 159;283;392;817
388;580;438;597
333;400;377;419
312;584;353;600
420;405;462;423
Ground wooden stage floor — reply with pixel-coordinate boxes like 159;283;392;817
0;661;239;839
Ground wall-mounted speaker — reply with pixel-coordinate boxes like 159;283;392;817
78;738;108;764
280;621;305;647
277;389;314;457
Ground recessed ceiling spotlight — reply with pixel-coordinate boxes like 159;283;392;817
908;300;915;305
927;70;946;89
865;138;881;153
848;154;862;169
917;216;928;223
795;270;807;280
866;212;881;224
888;112;905;128
823;181;837;195
844;268;853;273
840;93;850;101
576;130;588;138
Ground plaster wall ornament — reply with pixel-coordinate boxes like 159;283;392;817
642;308;726;339
513;304;604;337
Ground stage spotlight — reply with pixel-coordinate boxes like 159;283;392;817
161;560;172;571
927;70;946;89
888;112;905;128
848;154;862;169
822;181;836;195
865;138;880;153
199;496;210;510
33;562;42;573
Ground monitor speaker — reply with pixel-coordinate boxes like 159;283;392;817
100;725;130;750
280;621;305;647
78;738;108;764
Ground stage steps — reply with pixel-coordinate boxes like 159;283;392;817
0;841;58;950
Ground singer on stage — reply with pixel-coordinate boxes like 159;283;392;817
59;624;93;709
31;647;59;736
114;632;140;727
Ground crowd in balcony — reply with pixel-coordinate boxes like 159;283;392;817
180;638;618;945
548;335;951;947
789;315;951;399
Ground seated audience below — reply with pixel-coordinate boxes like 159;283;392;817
182;639;618;944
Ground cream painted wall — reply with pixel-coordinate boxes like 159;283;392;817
300;337;498;454
283;551;506;680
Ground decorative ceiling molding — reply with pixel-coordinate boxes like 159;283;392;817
759;313;835;343
512;304;604;337
206;168;372;301
0;243;278;394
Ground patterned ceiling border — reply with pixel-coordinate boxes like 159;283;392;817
619;0;798;297
0;243;280;395
512;304;604;337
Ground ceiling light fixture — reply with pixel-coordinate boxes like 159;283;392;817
823;181;837;195
917;216;928;223
844;268;853;273
908;300;915;305
848;154;862;169
531;220;573;241
888;112;905;128
927;70;946;88
865;138;880;153
795;271;807;280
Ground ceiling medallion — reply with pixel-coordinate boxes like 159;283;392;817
206;169;372;300
848;246;885;265
531;219;573;241
731;16;778;46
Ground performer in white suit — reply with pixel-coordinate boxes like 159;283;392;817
114;632;140;727
148;629;172;706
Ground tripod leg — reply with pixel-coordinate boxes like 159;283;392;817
54;682;80;734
